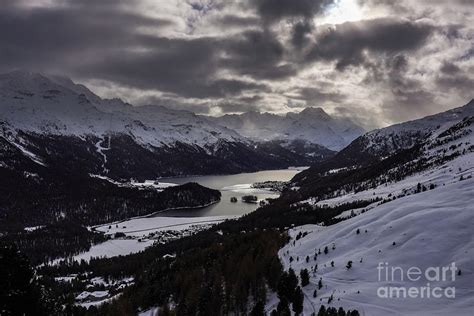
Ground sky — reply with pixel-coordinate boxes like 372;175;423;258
1;0;473;129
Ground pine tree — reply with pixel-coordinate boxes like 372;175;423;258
251;301;265;316
318;305;327;316
346;261;353;269
300;269;310;287
277;297;291;316
328;294;334;304
288;268;298;291
0;245;58;315
292;286;304;315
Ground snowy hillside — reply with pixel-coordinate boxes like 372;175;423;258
275;175;473;315
293;99;474;186
351;99;474;157
267;113;474;315
209;107;365;151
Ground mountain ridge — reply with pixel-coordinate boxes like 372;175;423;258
292;98;474;186
0;71;335;181
208;107;365;151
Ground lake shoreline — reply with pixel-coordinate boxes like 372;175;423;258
90;200;221;229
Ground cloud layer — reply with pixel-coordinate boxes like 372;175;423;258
1;0;473;128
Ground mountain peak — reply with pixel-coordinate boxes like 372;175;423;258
209;107;364;150
300;107;328;115
297;107;333;120
0;70;105;106
0;70;50;84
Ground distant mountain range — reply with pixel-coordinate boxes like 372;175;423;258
0;71;341;180
208;108;365;151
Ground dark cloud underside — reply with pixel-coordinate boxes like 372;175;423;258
306;18;435;69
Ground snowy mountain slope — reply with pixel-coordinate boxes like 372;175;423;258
298;118;474;208
275;175;473;315
266;111;474;315
359;99;474;156
208;107;365;151
0;70;244;147
0;71;320;180
293;99;474;185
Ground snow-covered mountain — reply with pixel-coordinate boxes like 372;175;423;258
293;99;474;185
208;108;365;151
276;174;473;315
359;99;474;156
265;104;474;314
0;70;244;147
0;71;327;180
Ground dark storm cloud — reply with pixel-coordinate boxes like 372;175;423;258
291;20;314;49
366;53;438;121
215;95;268;113
362;52;454;125
250;0;335;22
440;62;461;75
221;30;298;79
436;62;474;95
78;35;268;98
138;94;268;115
0;1;173;71
211;14;260;28
0;0;269;99
135;96;214;115
436;75;474;92
297;87;346;104
306;18;435;69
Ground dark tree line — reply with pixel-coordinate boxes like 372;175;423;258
62;230;287;316
0;182;220;264
0;245;60;315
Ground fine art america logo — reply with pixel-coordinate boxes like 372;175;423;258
377;262;457;299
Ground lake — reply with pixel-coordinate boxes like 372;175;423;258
159;169;303;217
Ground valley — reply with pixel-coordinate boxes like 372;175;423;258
1;71;473;316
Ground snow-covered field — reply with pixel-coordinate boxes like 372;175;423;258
269;168;474;315
48;215;236;265
89;174;178;192
70;239;155;263
95;215;238;238
129;180;177;190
